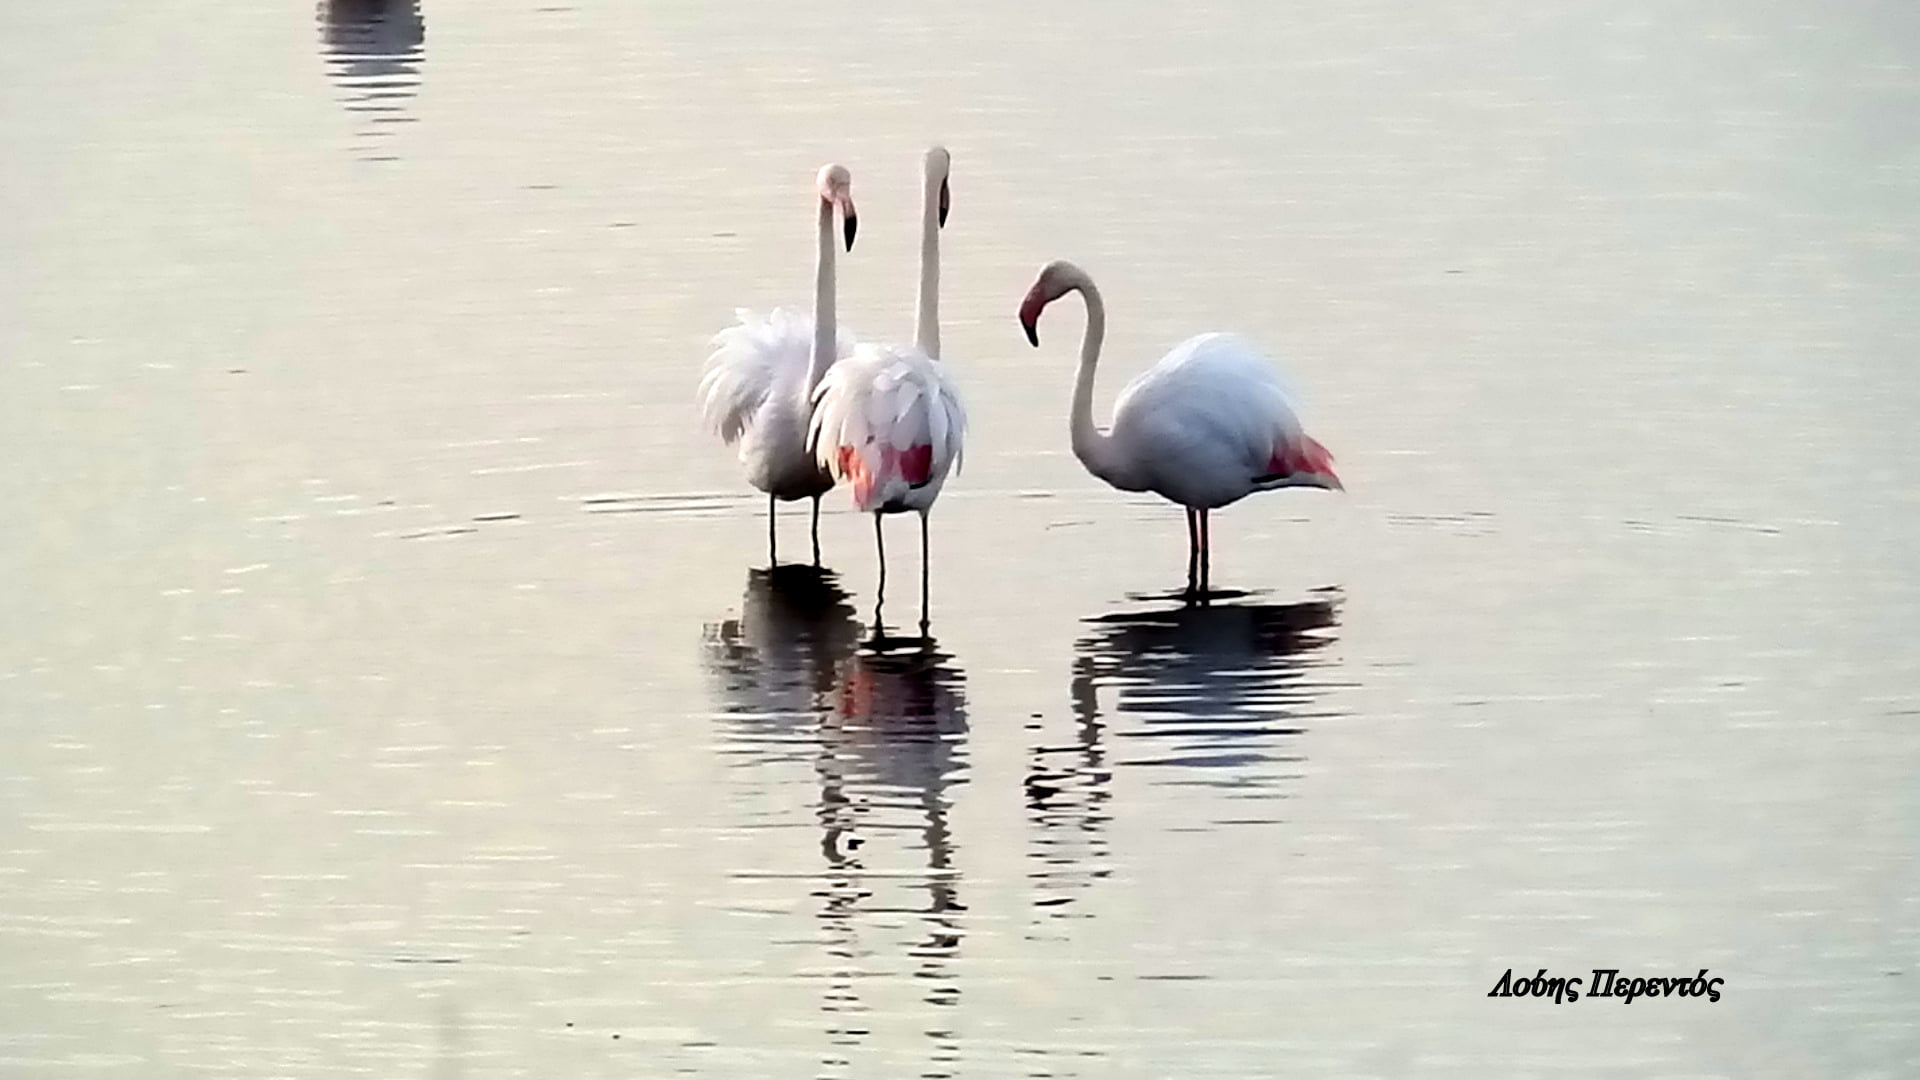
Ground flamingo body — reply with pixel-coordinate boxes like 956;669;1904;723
700;306;852;500
810;341;966;515
1107;332;1340;510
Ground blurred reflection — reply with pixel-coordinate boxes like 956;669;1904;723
815;640;968;1074
705;566;862;764
1028;591;1340;918
316;0;425;159
702;574;967;1076
1023;660;1112;928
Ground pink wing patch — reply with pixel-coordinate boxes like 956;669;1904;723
837;445;876;507
898;444;933;487
1264;435;1341;488
837;442;938;510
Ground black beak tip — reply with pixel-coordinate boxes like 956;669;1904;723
938;204;949;229
1022;321;1039;347
843;216;857;251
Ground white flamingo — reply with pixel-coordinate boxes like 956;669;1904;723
698;164;858;566
1018;260;1342;598
810;147;965;634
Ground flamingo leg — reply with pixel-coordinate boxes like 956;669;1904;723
1198;508;1211;601
810;495;822;567
768;494;778;566
919;511;930;637
1185;508;1200;598
872;513;886;634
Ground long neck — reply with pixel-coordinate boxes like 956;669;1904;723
807;198;836;395
914;179;940;359
1068;280;1129;487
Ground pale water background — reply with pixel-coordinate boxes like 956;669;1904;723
3;1;1918;1076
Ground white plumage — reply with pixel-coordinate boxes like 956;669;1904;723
697;164;858;566
1019;259;1340;597
1107;332;1335;510
699;306;852;498
809;341;965;513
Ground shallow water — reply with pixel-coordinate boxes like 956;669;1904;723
3;1;1918;1076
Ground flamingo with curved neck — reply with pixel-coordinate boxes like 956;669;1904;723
1020;259;1342;599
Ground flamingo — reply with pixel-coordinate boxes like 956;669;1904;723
810;148;966;634
698;164;859;566
1017;260;1342;598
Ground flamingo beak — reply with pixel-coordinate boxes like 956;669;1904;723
1018;294;1042;346
937;178;950;229
840;199;858;251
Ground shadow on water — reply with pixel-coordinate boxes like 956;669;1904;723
316;0;425;160
702;569;968;1077
1026;589;1342;920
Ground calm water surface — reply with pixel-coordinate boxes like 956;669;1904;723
3;1;1917;1076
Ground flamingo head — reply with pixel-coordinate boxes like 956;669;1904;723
925;146;951;228
817;164;857;251
1018;259;1088;347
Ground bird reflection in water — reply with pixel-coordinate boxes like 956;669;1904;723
1027;589;1341;921
705;566;862;762
702;568;968;1077
316;0;425;160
